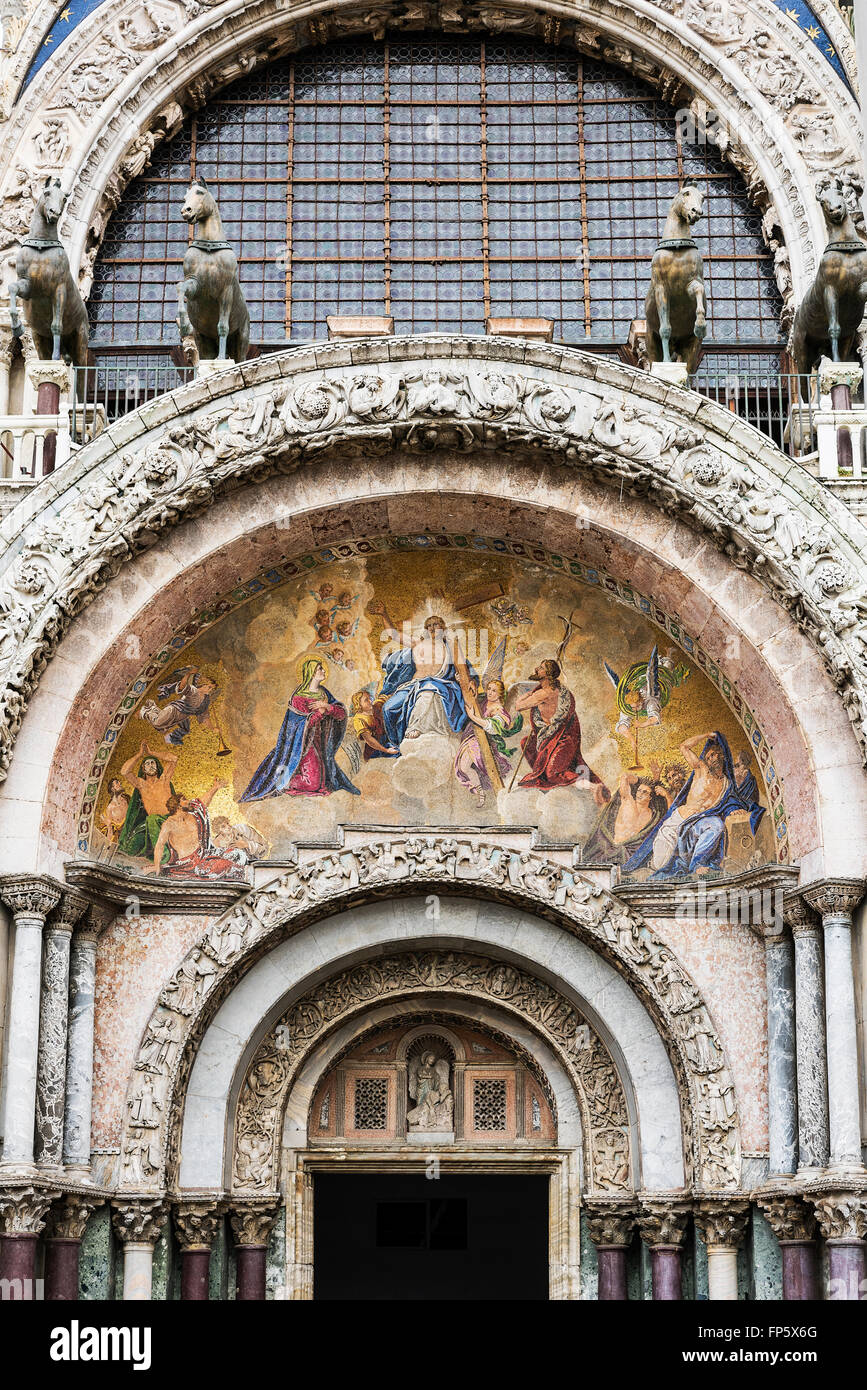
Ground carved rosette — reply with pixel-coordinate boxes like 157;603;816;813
230;948;632;1197
229;1200;280;1248
809;1192;867;1242
583;1203;637;1248
117;837;740;1198
173;1200;224;1251
0;1187;61;1236
802;880;864;922
0;876;61;921
693;1199;751;1249
111;1199;168;1248
45;1195;101;1242
757;1193;817;1243
636;1201;692;1248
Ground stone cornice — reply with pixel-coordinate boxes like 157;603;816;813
65;860;244;913
616;863;800;922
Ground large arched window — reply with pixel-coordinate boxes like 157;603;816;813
88;36;784;352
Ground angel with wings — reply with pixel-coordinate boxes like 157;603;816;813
407;1051;454;1131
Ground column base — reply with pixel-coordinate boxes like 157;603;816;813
649;361;690;388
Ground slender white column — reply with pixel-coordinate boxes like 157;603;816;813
112;1201;167;1300
694;1203;750;1302
804;881;865;1170
0;878;61;1168
35;891;89;1168
786;897;829;1171
63;907;110;1172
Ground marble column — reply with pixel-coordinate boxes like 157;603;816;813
0;878;61;1169
230;1200;280;1301
811;1191;867;1301
35;892;90;1169
694;1201;750;1301
762;921;798;1176
784;896;829;1171
584;1204;635;1300
803;882;865;1171
758;1194;819;1300
0;1186;59;1299
112;1200;168;1301
63;907;111;1174
44;1194;99;1300
636;1202;690;1301
174;1200;223;1301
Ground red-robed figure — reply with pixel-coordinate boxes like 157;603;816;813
514;659;600;791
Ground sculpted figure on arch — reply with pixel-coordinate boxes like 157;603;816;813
792;173;867;383
7;177;89;363
177;178;250;362
644;180;707;375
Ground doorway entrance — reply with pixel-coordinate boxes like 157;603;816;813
313;1172;549;1300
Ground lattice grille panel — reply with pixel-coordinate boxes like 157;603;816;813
89;36;783;347
473;1077;508;1132
353;1076;388;1130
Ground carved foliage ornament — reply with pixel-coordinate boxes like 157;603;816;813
117;836;741;1195
2;347;867;781
233;949;630;1195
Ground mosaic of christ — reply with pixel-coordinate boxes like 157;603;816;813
91;550;777;882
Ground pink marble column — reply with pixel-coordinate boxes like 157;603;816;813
758;1194;819;1301
230;1200;279;1302
43;1196;99;1301
584;1205;635;1301
174;1201;223;1302
812;1193;867;1301
637;1202;690;1302
0;1187;57;1299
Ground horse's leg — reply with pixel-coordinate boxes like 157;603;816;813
654;283;671;362
217;285;232;360
824;284;841;361
50;282;67;360
7;278;29;338
177;278;195;337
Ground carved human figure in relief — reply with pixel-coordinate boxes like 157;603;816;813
407;1051;453;1131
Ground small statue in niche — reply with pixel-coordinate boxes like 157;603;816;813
792;174;867;384
176;177;250;362
407;1051;453;1131
643;180;707;374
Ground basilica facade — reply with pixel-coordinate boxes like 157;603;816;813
0;0;865;1303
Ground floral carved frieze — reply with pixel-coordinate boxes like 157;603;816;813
117;834;741;1196
232;949;632;1195
2;344;867;795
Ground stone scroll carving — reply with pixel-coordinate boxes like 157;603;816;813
3;342;867;787
231;949;631;1195
117;835;741;1196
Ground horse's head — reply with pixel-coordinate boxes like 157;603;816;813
677;181;705;227
817;177;853;230
38;177;67;226
181;179;215;225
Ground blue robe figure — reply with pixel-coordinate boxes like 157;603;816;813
240;659;360;801
379;639;473;749
624;731;764;879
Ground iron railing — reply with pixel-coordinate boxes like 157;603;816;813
68;354;196;446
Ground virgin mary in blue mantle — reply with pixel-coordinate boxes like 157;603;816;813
623;731;764;879
240;658;360;802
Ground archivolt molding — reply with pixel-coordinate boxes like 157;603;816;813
0;0;862;304
1;339;867;791
119;835;741;1198
232;951;632;1196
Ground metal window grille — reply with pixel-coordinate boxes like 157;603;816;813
473;1077;508;1132
88;37;784;350
353;1076;388;1130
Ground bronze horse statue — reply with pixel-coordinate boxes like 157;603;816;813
8;177;90;364
177;179;250;362
644;181;707;375
792;175;867;387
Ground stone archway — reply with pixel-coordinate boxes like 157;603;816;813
117;843;742;1199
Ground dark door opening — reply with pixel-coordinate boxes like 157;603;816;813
313;1173;549;1300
